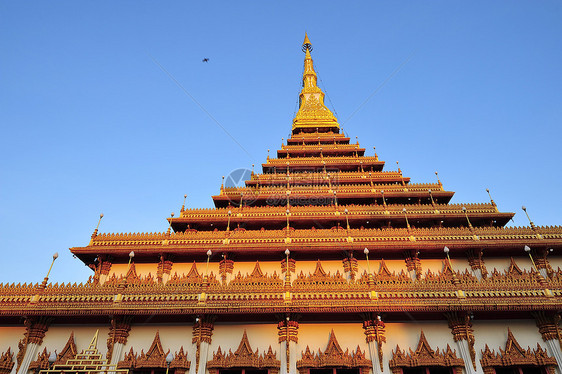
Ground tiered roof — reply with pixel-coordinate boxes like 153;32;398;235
0;37;561;320
70;35;562;264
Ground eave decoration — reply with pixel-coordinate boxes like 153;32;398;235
207;330;279;374
389;331;464;374
480;329;557;374
297;330;371;374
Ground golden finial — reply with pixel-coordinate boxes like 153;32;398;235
220;176;225;194
40;252;59;289
302;33;312;52
444;246;451;264
524;245;541;273
251;164;255;176
428;189;435;206
435;171;442;187
205;250;212;280
380;190;387;208
92;213;104;238
461;207;474;230
402;208;411;230
166;212;174;235
486;188;496;207
522;206;537;230
181;194;187;212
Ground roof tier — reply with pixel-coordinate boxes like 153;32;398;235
72;225;562;263
212;183;454;208
244;171;410;187
171;203;512;232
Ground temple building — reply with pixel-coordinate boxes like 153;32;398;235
2;34;562;374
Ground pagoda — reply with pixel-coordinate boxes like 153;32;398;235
1;35;562;374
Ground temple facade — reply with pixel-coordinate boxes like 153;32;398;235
1;35;562;374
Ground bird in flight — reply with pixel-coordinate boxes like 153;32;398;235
202;58;209;62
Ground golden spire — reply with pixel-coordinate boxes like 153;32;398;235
302;33;312;51
292;34;340;133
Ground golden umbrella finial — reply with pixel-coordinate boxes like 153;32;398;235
302;33;312;52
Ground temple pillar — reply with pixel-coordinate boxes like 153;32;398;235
278;318;299;374
404;251;421;281
363;315;385;374
219;256;234;285
107;316;132;365
16;317;51;374
342;255;358;282
467;250;487;280
533;312;562;374
157;255;174;284
192;316;215;374
99;260;112;285
446;312;480;374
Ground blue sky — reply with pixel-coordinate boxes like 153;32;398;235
1;2;561;284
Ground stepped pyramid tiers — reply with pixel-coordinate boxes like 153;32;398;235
2;36;562;374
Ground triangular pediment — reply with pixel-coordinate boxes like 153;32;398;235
324;330;344;356
313;260;327;277
504;329;526;356
234;330;254;357
55;331;77;364
414;331;435;358
146;331;165;359
126;263;139;283
507;257;523;276
187;262;201;279
480;329;557;370
378;259;393;277
208;330;280;369
135;331;170;368
390;331;464;369
250;262;264;278
442;260;455;277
